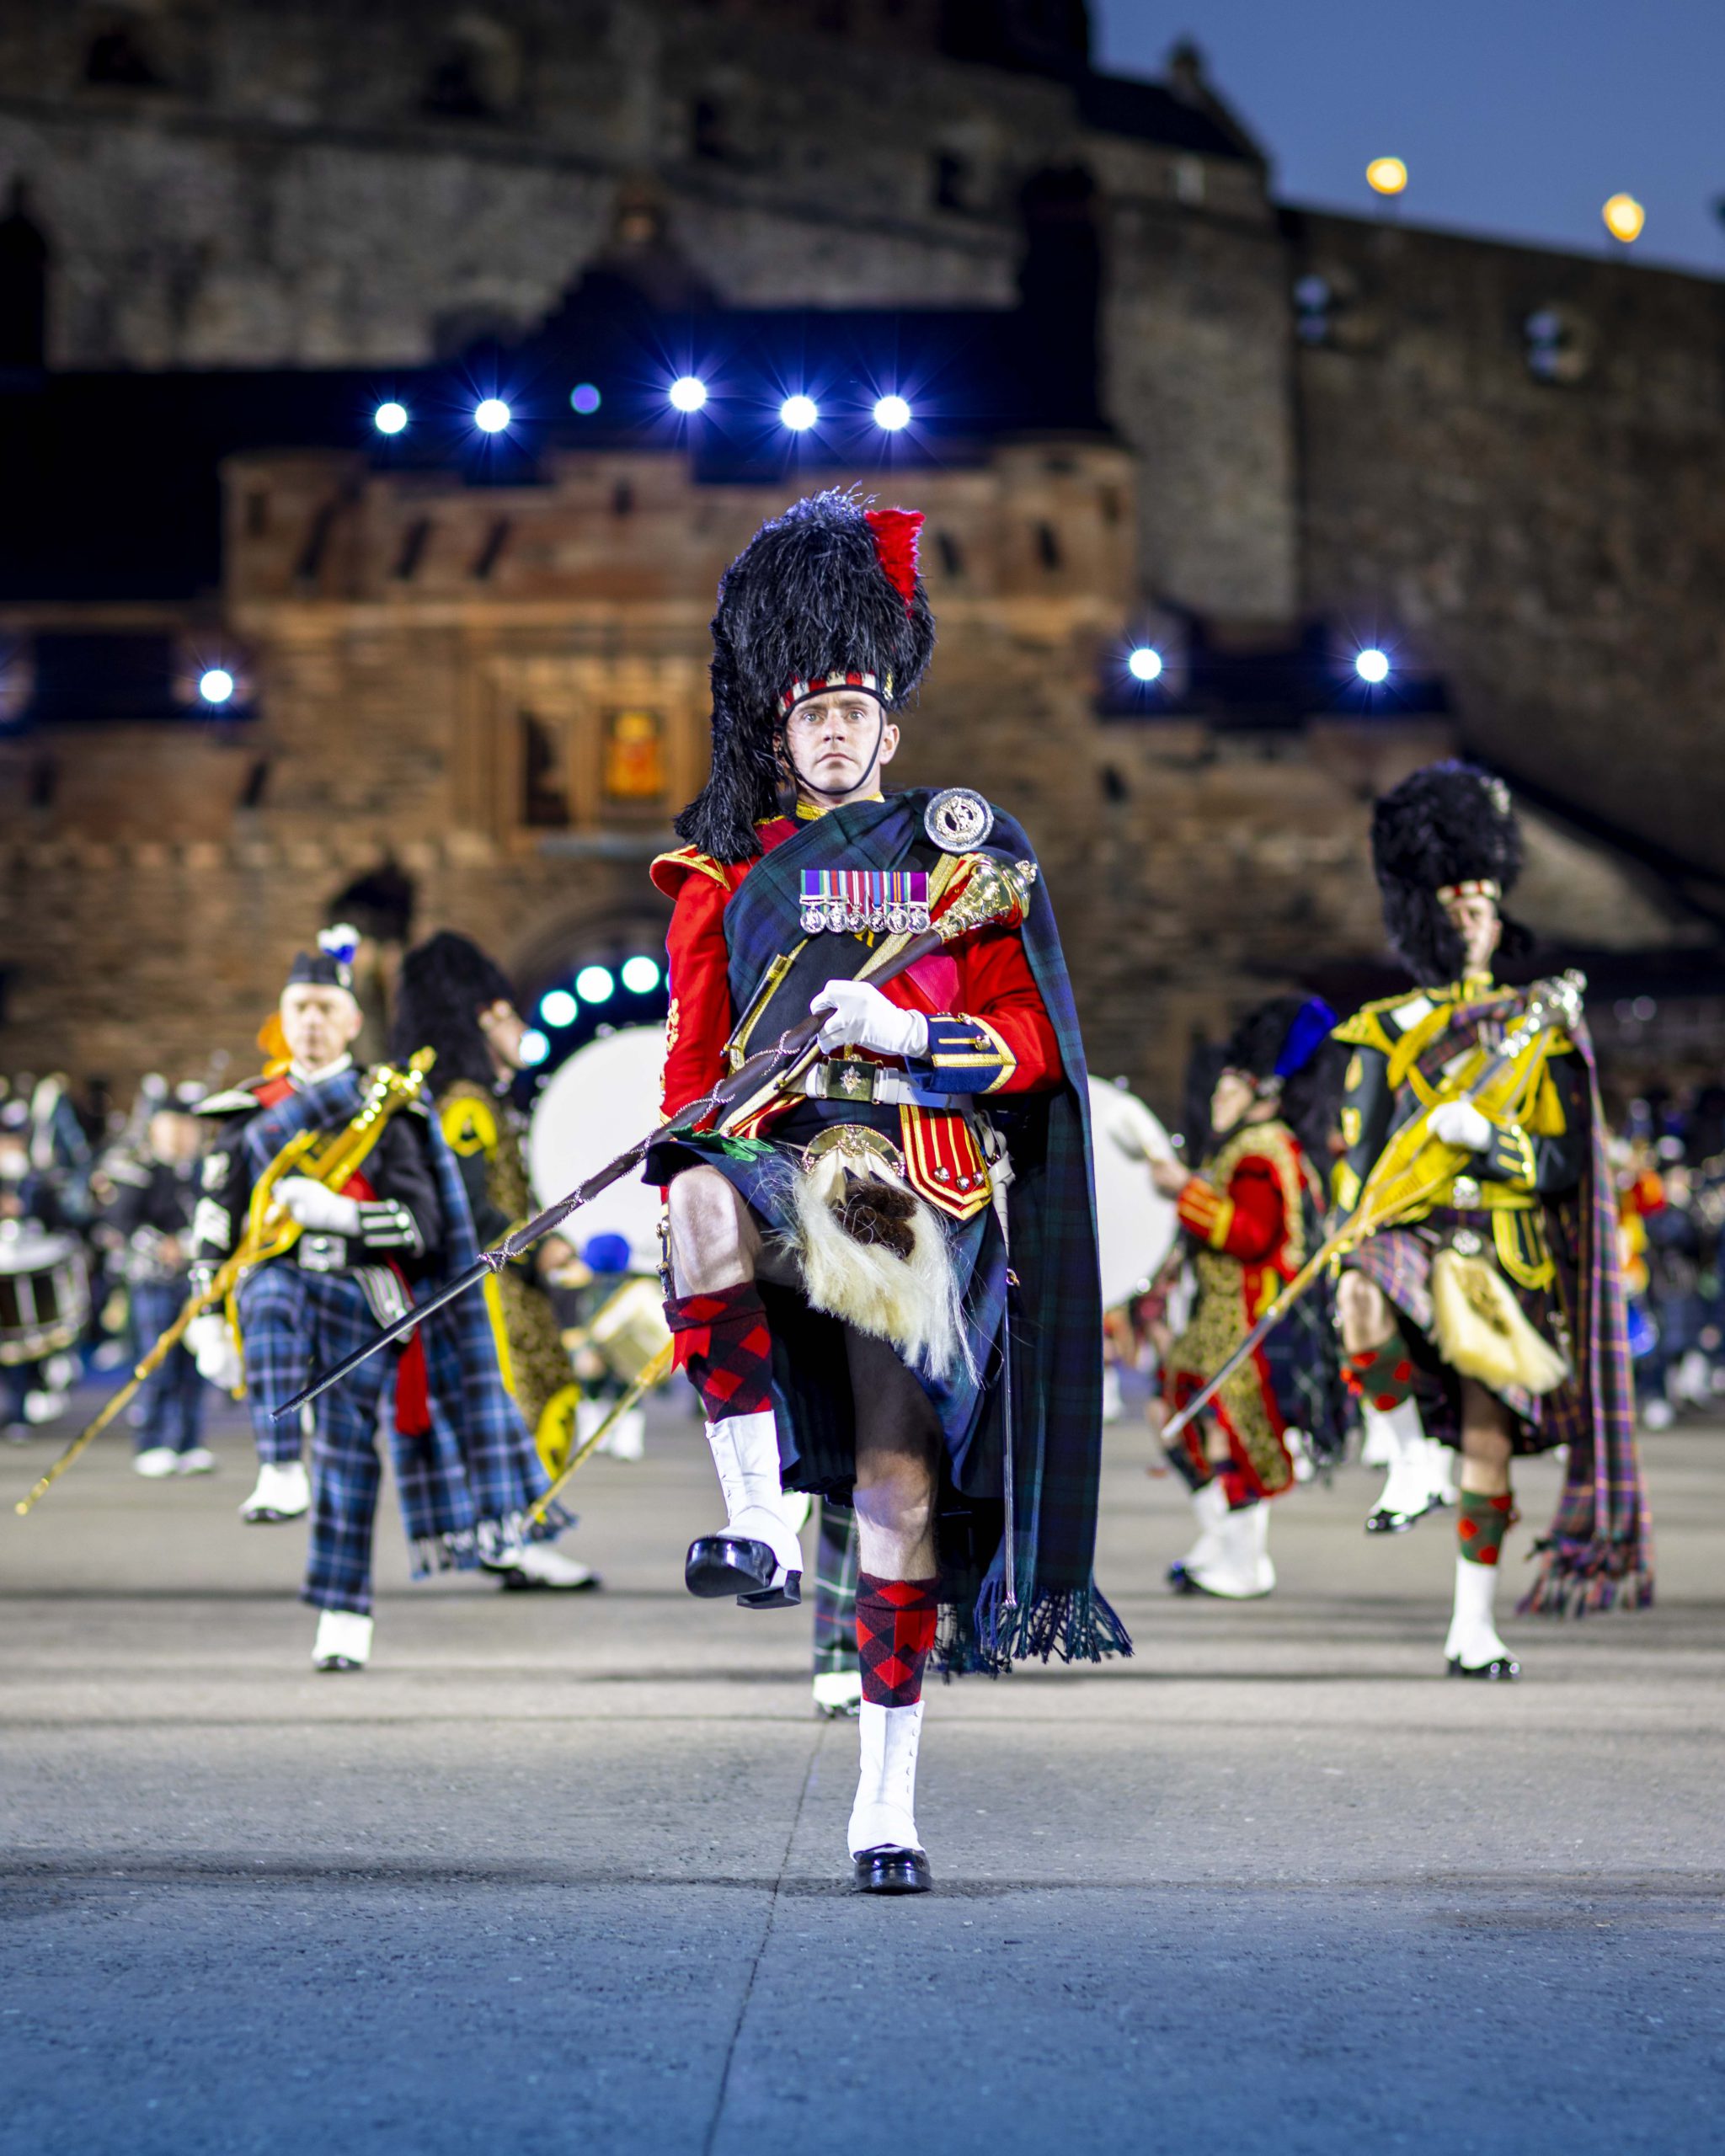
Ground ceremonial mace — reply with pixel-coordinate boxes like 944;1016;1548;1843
275;855;1038;1421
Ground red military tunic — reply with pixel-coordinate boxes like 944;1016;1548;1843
651;813;1062;1219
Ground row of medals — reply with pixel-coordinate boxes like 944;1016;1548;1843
799;899;932;937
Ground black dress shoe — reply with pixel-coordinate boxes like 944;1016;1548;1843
684;1534;800;1606
852;1846;932;1895
1446;1652;1520;1681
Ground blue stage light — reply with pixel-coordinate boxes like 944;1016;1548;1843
1128;647;1163;683
539;989;579;1028
669;376;708;414
780;393;818;431
575;964;616;1004
569;382;601;415
873;394;912;431
519;1029;549;1067
474;398;510;434
372;401;408;435
198;668;236;706
1354;647;1390;684
621;955;661;995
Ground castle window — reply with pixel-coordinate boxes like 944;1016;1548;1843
935;531;964;578
692;98;733;162
602;710;668;805
1522;305;1593;386
1294;274;1334;346
83;23;163;88
420;19;521;121
520;712;570;829
933;151;969;211
1035;520;1063;572
0;184;48;371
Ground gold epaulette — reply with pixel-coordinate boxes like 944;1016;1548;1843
1332;984;1463;1057
649;844;733;899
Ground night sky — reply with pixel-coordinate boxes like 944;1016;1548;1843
1094;0;1725;278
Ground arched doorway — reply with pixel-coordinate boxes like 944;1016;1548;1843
506;899;673;1102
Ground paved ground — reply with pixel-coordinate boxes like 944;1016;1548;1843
3;1392;1722;2156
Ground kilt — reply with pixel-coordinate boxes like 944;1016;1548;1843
813;1500;861;1677
1343;1205;1568;1455
131;1278;208;1454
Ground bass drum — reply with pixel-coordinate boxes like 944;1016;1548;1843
527;1025;669;1273
0;1223;91;1366
1087;1076;1179;1311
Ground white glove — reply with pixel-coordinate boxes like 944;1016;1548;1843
809;979;929;1060
277;1176;363;1235
185;1313;243;1391
1429;1100;1493;1153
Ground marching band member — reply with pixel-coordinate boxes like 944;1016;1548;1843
185;931;560;1668
388;930;598;1591
649;489;1127;1892
1150;995;1347;1599
1332;764;1651;1678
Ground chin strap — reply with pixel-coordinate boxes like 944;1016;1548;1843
783;703;886;802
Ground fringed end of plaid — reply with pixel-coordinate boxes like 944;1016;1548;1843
1515;1534;1656;1620
409;1505;574;1580
940;1580;1135;1676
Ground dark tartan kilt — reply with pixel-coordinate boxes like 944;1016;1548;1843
647;1099;1001;1508
1343;1205;1572;1455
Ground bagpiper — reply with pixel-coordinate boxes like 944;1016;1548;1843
648;489;1127;1892
1332;763;1651;1678
387;929;598;1590
1149;995;1346;1598
185;930;564;1668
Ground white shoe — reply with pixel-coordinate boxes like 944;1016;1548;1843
685;1408;804;1604
1444;1553;1518;1677
1168;1478;1229;1588
1642;1397;1674;1431
1363;1399;1450;1532
134;1446;179;1478
1182;1499;1275;1599
814;1670;863;1719
848;1700;924;1856
177;1447;218;1476
312;1609;372;1672
23;1389;67;1426
241;1460;310;1523
491;1541;600;1591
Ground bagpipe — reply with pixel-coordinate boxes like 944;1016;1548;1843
1161;971;1586;1447
14;1051;435;1518
271;853;1039;1428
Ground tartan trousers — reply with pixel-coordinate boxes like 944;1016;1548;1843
813;1501;860;1677
131;1278;209;1454
238;1263;391;1614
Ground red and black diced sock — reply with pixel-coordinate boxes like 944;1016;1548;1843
665;1283;775;1422
856;1572;939;1708
1216;1465;1258;1512
1343;1342;1417;1410
1455;1488;1514;1566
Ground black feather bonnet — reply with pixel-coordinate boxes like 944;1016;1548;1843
1370;760;1529;985
387;931;516;1095
673;488;936;861
1217;991;1343;1161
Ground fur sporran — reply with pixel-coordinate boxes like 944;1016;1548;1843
788;1147;974;1383
1430;1245;1568;1396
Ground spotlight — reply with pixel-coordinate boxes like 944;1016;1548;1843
780;393;818;431
1366;157;1408;198
575;964;616;1004
473;398;510;434
668;376;708;414
539;989;579;1028
372;401;408;436
569;382;601;415
1602;193;1645;244
1127;646;1163;684
621;955;661;995
198;668;236;706
519;1029;550;1067
1354;648;1390;685
873;394;912;431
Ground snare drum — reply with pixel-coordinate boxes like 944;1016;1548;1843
0;1224;91;1366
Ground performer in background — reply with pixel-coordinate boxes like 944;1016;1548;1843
388;930;597;1591
96;1081;215;1477
1332;763;1650;1678
649;490;1126;1893
186;931;564;1668
1149;995;1347;1599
